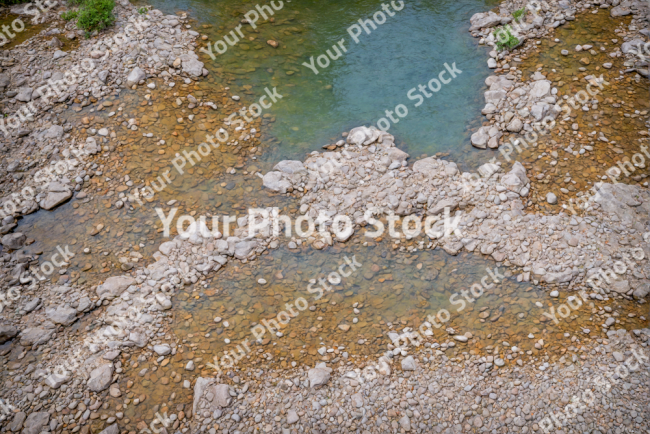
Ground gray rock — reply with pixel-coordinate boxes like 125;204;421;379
0;73;9;89
20;411;49;434
39;191;72;210
399;415;411;431
153;344;171;356
20;327;54;346
287;409;299;424
181;57;205;77
98;70;109;83
346;126;381;146
23;298;40;313
44;125;64;139
506;118;523;132
97;424;119;434
273;160;306;175
0;325;18;344
9;411;26;432
610;5;631;17
546;192;557;204
96;275;136;300
85;137;101;154
308;364;332;388
44;372;70;389
1;232;25;250
469;11;510;31
633;283;649;300
193;378;232;416
262;171;291;194
234;240;257;259
15;87;33;102
52;50;67;60
87;364;114;392
429;198;459;215
401;356;417;371
46;306;77;326
501;162;529;194
126;67;146;85
471;127;489;149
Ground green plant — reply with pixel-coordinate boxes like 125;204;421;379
75;0;115;33
138;7;148;14
493;26;520;52
61;10;79;21
512;7;527;21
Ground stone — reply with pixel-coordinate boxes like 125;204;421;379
44;125;64;139
399;415;411;431
87;364;114;392
308;363;332;388
529;80;551;99
501;162;529;194
46;306;77;326
234;240;257;259
506;118;523;132
273;160;306;174
487;58;497;68
266;39;279;48
16;87;34;102
193;378;232;416
21;412;49;434
85;137;101;154
39;190;72;210
96;275;136;300
153;344;171;356
0;325;18;344
429;198;459;215
126;67;146;85
610;279;629;294
98;70;109;83
262;171;291;194
546;192;557;204
98;424;119;434
351;392;364;408
610;5;631;17
633;283;649;300
494;358;505;367
401;356;417;371
44;372;70;389
469;11;510;31
346;126;381;146
19;327;54;346
9;412;26;432
182;57;205;77
453;335;468;342
287;410;299;424
1;232;25;250
52;50;67;59
471;127;489;149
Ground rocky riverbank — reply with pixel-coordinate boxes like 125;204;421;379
0;0;649;434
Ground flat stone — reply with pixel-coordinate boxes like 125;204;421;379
39;190;72;210
401;356;417;371
20;411;49;434
87;364;114;392
1;233;25;250
96;275;136;300
308;364;332;388
0;325;18;344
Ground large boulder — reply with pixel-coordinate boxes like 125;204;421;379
96;275;135;300
633;283;649;300
87;364;114;392
471;127;489;149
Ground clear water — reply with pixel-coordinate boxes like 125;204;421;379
144;0;500;165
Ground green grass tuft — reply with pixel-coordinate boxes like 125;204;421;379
512;8;527;21
62;0;115;35
493;26;520;52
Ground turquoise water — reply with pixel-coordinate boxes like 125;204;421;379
145;0;499;165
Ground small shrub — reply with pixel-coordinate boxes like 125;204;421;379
75;0;115;33
512;8;527;21
494;26;520;52
138;7;148;14
61;10;79;21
